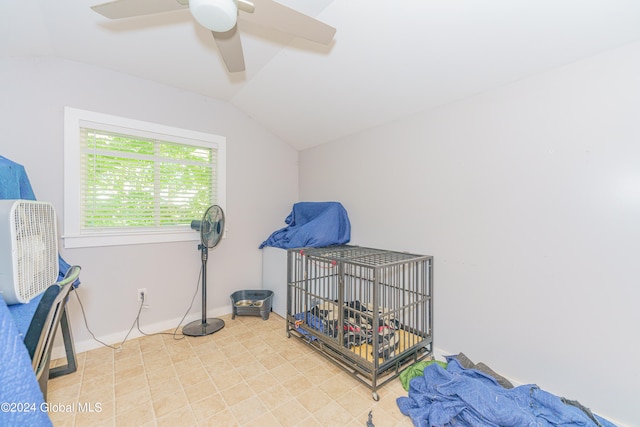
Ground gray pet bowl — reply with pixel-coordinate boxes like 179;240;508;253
230;290;274;320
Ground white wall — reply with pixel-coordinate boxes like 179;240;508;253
299;41;640;426
0;57;298;353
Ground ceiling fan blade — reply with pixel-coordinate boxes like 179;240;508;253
91;0;188;19
212;26;246;73
237;0;255;14
241;0;335;45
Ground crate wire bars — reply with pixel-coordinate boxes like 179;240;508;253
286;246;433;400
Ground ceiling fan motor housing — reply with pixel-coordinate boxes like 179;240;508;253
189;0;238;32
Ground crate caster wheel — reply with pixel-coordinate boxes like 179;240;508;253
286;331;291;338
372;392;379;401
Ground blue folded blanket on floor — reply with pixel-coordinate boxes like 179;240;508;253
397;358;616;427
259;201;351;249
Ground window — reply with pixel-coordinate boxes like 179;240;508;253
63;107;226;248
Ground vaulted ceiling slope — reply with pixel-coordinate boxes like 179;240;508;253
3;0;640;150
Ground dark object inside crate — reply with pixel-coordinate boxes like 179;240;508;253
231;290;274;320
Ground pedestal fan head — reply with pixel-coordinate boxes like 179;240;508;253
190;205;225;248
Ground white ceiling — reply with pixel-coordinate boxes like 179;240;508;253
3;0;640;150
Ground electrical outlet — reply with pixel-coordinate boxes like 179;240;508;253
137;288;147;303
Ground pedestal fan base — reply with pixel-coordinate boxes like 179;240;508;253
182;318;225;336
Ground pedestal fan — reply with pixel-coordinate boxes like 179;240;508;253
183;205;225;337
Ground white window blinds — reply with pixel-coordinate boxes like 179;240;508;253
64;107;226;248
80;128;216;231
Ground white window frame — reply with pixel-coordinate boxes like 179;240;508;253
63;107;226;249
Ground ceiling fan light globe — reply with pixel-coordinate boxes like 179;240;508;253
189;0;237;33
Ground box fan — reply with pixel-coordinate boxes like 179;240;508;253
0;200;59;305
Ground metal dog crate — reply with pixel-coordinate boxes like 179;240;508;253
286;245;433;400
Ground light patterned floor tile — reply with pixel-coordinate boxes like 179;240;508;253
48;313;415;426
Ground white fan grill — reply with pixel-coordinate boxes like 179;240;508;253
0;200;59;304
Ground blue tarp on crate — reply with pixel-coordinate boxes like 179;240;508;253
259;201;351;249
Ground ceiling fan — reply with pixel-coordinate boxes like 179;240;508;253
90;0;336;73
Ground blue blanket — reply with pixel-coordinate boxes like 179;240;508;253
259;202;351;249
293;312;324;341
7;293;44;339
0;156;70;425
0;297;52;426
397;358;616;427
0;155;78;287
0;155;36;200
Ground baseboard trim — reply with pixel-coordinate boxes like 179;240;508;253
51;305;232;359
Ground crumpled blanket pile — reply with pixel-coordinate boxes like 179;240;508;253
397;355;616;427
259;201;350;249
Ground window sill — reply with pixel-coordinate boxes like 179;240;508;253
62;230;200;249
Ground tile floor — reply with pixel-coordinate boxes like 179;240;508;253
47;313;416;427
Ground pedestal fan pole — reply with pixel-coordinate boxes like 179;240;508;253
200;244;208;324
182;244;225;337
